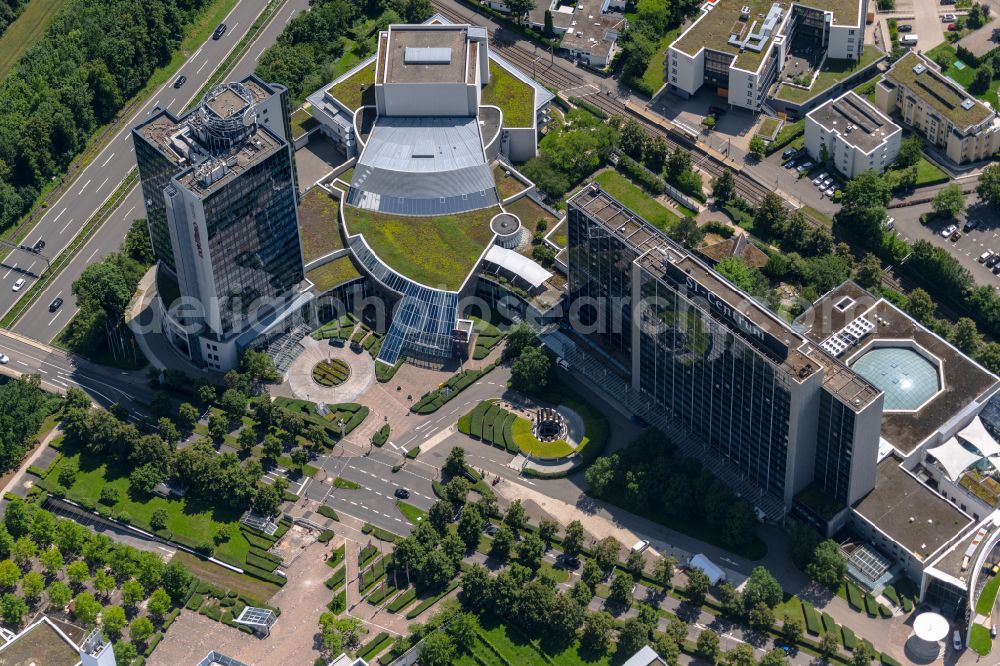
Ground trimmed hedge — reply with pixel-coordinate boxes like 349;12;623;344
802;600;822;635
317;505;340;521
387;587;418;613
186;593;205;611
362;523;400;543
328;588;346;613
406;446;420;459
242;564;286;586
358;632;393;662
821;612;839;639
863;592;879;617
410;363;498;414
882;585;899;606
842;625;857;650
241;530;276;550
318;529;334;543
328;544;346;568
360;544;378;568
246;553;280;572
325;566;346;591
366;584;397;605
405;579;460;619
372;423;390;447
846;580;864;610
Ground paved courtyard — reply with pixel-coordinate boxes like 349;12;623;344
287;337;375;404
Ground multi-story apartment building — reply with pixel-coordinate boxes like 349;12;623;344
133;76;308;372
805;91;901;177
876;52;1000;166
665;0;867;111
567;184;884;508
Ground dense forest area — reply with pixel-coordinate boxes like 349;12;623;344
0;0;30;37
255;0;432;104
0;0;216;233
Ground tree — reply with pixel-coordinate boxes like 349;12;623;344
850;642;876;666
760;648;789;666
73;591;102;625
444;476;470;505
150;509;169;532
220;389;248;422
114;641;137;664
208;413;228;442
129;616;154;643
490;524;515;561
746;601;775;631
460;565;492;612
47;581;72;610
504;0;535;24
743;566;783;610
896;136;923;168
157;417;179;446
73;261;133;320
511;346;550;393
122;580;145;608
428;500;454;536
539;519;559;545
563;520;585;561
932;184;966;219
0;560;18;588
753;192;788;236
669;215;704;249
177;402;199;432
977;163;1000;209
100;486;120;505
11;536;35;567
782;611;803;644
609;571;634;608
196;383;217;406
237;428;257;453
685;568;711;606
819;630;840;660
517;532;545;570
543;9;554;35
906;288;936;323
697;628;721;664
977;342;1000;374
240;350;279;390
547;591;585;643
748;135;766;159
953;317;982;355
446;612;478;652
67;560;91;587
21;571;43;603
626;549;646;579
252;483;283;518
712;168;736;204
419;630;456;666
504;325;537;359
161;561;192;602
617;616;650;657
581;611;615;655
584;456;617;496
593;536;621;572
725;643;757;666
854;253;883;289
457;506;484;551
444;446;466;478
653;556;676;589
619;119;648;160
806;540;847;590
503;500;526;532
582;559;603;592
0;593;26;629
147;587;172;618
972;65;993;94
102;605;126;638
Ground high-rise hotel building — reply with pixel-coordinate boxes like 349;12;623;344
567;184;884;509
133;75;308;371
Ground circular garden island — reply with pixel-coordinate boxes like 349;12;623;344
458;396;606;462
312;358;351;387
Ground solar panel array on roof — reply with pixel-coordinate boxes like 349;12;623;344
404;46;452;64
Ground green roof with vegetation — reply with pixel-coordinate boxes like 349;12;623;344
594;169;680;231
307;256;363;293
328;60;377;111
344;205;498;291
482;60;535;128
298;187;344;263
886;51;992;128
776;47;883;103
672;0;790;71
290;106;319;139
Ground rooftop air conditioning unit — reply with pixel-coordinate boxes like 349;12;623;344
740;5;751;17
962;98;976;110
913;63;926;74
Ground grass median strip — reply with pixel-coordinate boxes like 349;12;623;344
0;170;137;328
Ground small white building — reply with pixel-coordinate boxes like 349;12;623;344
688;553;726;585
805;91;901;178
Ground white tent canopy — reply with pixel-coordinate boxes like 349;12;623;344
688;553;726;585
956;416;1000;458
484;246;552;289
927;437;983;481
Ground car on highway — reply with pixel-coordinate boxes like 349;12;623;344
174;75;187;89
964;219;979;232
942;13;956;21
781;148;797;160
48;297;63;312
940;224;958;238
213;23;227;39
11;278;24;292
0;355;8;365
980;250;994;263
394;488;409;499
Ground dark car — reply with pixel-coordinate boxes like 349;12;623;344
781;148;797;160
394;488;409;499
213;23;227;39
48;297;63;312
986;254;1000;268
898;24;913;32
964;219;979;232
173;75;187;89
708;105;727;116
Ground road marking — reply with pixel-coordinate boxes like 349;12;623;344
197;60;209;74
96;177;109;192
77;179;91;195
122;205;136;221
100;153;115;168
59;217;75;234
350;501;358;506
86;247;100;262
53;207;66;222
168;97;176;108
15;361;27;367
191;46;202;59
25;261;35;273
37;368;47;374
2;265;15;279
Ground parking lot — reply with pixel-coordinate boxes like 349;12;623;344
891;200;1000;287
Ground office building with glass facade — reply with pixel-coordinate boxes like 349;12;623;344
133;75;308;371
567;184;884;509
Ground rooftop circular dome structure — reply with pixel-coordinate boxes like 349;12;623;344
850;344;942;411
491;212;524;249
907;611;949;661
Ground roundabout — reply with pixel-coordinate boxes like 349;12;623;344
287;336;374;403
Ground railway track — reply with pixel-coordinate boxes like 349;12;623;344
432;1;800;214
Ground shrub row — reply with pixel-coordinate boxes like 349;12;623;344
405;580;461;619
318;529;334;543
802;600;822;635
410;362;498;414
372;423;390;447
317;505;340;521
386;587;418;613
186;593;205;610
328;544;346;568
406;446;420;459
360;545;378;568
246;553;280;573
358;632;393;662
568;96;609;119
846;580;864;610
248;547;281;565
617;154;666;196
328;588;346;613
362;523;400;543
325;566;346;591
242;564;286;586
366;584;397;605
241;529;276;550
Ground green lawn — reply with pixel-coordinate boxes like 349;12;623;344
538;560;569;583
971;623;992;656
636;25;683;95
0;0;69;79
594;169;680;232
495;164;527;200
482;61;535;128
504;196;559;230
977;574;1000;615
172;551;280;604
344;205;498;290
759;117;780;138
42;440;250;567
511;417;575;458
328;60;376;110
306;256;362;293
775;48;882;103
395;501;427;525
884;156;949;188
297;187;344;263
548;220;567;248
290;106;319;140
473;616;609;666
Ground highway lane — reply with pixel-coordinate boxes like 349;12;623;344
12;0;311;343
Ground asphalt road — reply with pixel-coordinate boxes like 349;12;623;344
8;0;312;343
0;331;155;412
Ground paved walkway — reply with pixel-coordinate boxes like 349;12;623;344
287;337;374;404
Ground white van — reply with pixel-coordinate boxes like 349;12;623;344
631;540;650;553
902;34;919;45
